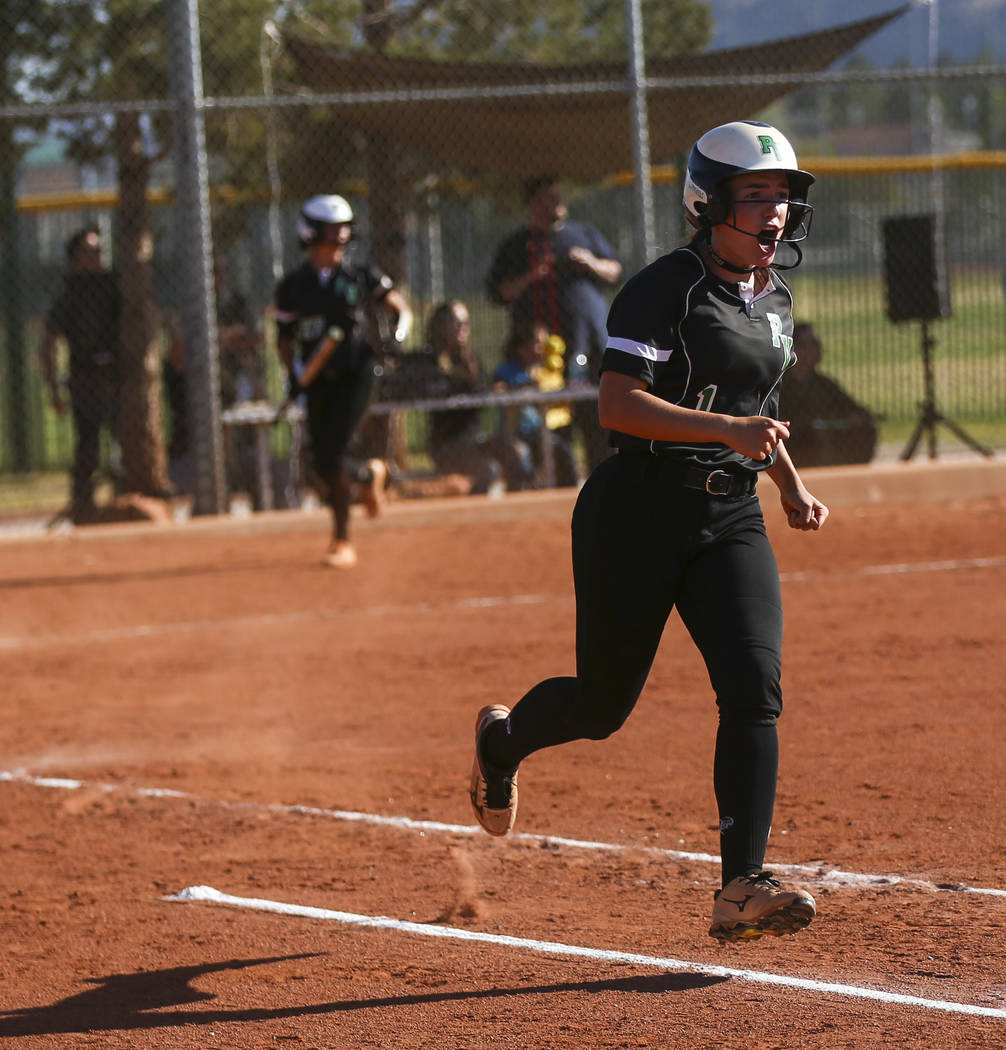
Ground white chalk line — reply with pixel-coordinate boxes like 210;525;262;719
0;593;555;651
166;885;1006;1021
0;596;554;651
3;769;1003;899
1;554;1003;653
776;554;1006;583
5;769;1004;1018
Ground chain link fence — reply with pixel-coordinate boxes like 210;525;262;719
1;1;1004;522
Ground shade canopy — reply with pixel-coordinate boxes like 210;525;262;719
283;6;908;178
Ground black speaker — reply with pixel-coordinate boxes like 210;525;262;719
882;214;951;323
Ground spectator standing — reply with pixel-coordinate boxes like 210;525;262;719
486;175;621;473
275;195;412;568
40;225;122;525
780;322;877;467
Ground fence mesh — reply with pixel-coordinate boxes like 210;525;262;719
2;1;1004;521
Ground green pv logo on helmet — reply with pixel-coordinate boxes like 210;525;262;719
758;135;782;161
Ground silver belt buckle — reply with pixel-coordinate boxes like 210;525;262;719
705;469;732;496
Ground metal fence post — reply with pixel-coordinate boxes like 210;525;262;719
0;5;28;473
625;0;656;273
0;127;27;472
166;0;226;515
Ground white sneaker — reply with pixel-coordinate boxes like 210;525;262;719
322;541;357;568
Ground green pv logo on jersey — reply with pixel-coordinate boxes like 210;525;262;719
766;313;794;363
758;135;782;162
334;275;359;305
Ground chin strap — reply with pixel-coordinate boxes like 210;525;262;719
697;229;757;275
767;242;804;271
700;228;804;274
706;242;757;275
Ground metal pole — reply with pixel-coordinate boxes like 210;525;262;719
624;0;656;272
167;0;226;515
261;20;286;283
0;2;28;473
426;181;445;305
924;1;945;199
0;125;28;472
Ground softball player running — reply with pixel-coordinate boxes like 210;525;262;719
275;195;412;568
470;121;828;943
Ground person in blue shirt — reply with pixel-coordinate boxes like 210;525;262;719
487;176;621;473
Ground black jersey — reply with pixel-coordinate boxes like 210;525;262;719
601;245;796;472
47;270;121;376
274;254;393;377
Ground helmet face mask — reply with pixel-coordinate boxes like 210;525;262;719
683;121;814;245
299;194;355;248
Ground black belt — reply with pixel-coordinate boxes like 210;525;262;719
618;449;756;498
681;465;755;497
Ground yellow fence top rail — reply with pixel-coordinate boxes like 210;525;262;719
18;152;1006;212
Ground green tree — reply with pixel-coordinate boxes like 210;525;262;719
14;0;712;484
937;48;1005;150
387;0;711;62
273;0;712;279
20;0;276;499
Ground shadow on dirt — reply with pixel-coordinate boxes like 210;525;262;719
0;958;727;1036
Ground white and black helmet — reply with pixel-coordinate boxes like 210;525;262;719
298;194;355;247
683;121;814;243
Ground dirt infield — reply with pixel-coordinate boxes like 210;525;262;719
2;458;1005;1049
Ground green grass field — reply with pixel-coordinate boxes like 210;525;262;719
783;264;1006;420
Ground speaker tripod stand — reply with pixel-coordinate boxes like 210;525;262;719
901;320;994;461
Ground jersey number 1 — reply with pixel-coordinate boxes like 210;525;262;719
695;384;717;412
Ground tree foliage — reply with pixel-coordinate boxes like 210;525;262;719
782;50;1006;155
273;0;711;61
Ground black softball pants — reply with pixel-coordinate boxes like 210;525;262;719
305;361;376;541
489;451;785;884
69;369;119;521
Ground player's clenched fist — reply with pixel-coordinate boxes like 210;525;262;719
725;416;791;460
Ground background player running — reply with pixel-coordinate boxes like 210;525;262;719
275;195;412;568
470;121;829;943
